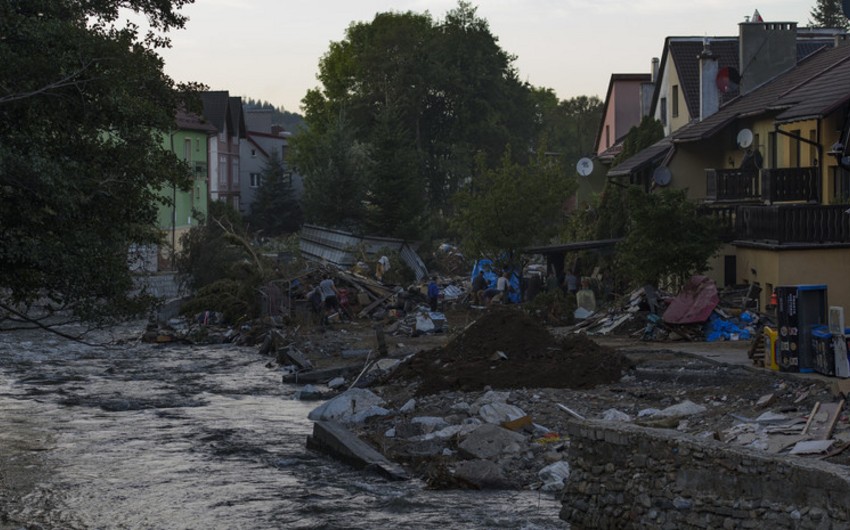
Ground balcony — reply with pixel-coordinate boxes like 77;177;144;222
735;204;850;245
706;166;820;203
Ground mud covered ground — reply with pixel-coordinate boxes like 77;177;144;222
295;305;850;488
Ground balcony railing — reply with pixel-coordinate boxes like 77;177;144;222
761;167;820;203
735;204;850;245
706;169;760;201
706;166;820;203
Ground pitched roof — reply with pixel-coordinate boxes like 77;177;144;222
175;109;217;133
652;36;835;123
607;137;673;177
675;43;850;143
199;91;230;131
228;96;246;139
667;37;739;120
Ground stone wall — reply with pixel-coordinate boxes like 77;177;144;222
562;419;850;529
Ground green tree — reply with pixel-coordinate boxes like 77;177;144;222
616;188;721;288
0;0;197;328
809;0;849;29
612;116;665;166
247;150;303;236
299;1;539;234
451;149;576;265
363;105;426;239
291;111;372;230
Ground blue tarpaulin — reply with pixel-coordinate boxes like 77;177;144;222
471;259;521;303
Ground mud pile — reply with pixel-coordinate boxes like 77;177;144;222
390;307;632;395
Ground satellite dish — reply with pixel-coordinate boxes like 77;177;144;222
652;166;672;187
737;128;754;149
576;157;594;177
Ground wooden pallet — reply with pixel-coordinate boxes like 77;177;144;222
749;333;766;367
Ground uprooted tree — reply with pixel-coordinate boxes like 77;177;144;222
0;0;198;330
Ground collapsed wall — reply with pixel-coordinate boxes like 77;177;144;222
562;420;850;529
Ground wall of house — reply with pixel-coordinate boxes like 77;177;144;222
158;130;210;259
668;143;725;201
736;246;850;312
561;419;850;529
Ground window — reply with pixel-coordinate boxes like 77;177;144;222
790;129;801;168
672;85;679;118
832;166;850;202
251;149;257;158
195;139;200;152
768;132;777;169
250;173;261;188
660;97;667;125
605;125;610;149
810;130;818;166
183;139;192;162
231;159;239;186
218;156;227;186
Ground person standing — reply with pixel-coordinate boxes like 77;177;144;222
564;270;578;295
319;275;340;322
427;276;440;312
471;269;487;305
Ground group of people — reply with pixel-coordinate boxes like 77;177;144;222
470;269;513;307
306;276;351;326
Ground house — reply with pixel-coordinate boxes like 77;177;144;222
153;109;216;271
240;108;303;215
610;16;850;311
200;91;246;213
650;25;842;137
595;73;655;164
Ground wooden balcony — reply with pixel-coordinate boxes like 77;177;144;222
706;169;760;201
706;166;820;203
734;204;850;245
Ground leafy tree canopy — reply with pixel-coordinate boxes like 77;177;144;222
451;148;576;266
616;187;722;289
0;0;197;328
298;1;587;237
809;0;850;29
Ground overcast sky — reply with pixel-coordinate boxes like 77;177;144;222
152;1;814;113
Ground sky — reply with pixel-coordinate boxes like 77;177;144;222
150;0;815;113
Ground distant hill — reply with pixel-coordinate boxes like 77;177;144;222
242;98;306;134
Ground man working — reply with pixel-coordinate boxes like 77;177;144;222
471;269;487;305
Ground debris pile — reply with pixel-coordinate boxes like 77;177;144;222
569;276;770;343
386;306;632;395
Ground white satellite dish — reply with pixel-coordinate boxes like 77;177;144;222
737;128;754;149
576;157;594;177
652;166;672;187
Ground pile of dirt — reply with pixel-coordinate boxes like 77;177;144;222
389;306;633;395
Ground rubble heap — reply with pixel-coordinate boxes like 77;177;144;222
388;306;633;395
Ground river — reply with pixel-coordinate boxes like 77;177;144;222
0;324;565;529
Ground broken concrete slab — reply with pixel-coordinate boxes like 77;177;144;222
458;423;526;460
306;420;408;480
453;459;515;489
307;388;385;423
282;365;359;384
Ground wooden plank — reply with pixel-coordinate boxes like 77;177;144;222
802;400;845;440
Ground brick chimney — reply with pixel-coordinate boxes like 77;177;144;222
698;39;719;121
739;20;797;95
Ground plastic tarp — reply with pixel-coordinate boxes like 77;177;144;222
471;259;520;304
662;275;719;325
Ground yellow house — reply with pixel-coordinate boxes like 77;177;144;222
655;40;850;312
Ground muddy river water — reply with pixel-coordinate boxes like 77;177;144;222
0;325;564;529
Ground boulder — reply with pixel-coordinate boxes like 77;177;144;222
458;423;527;460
